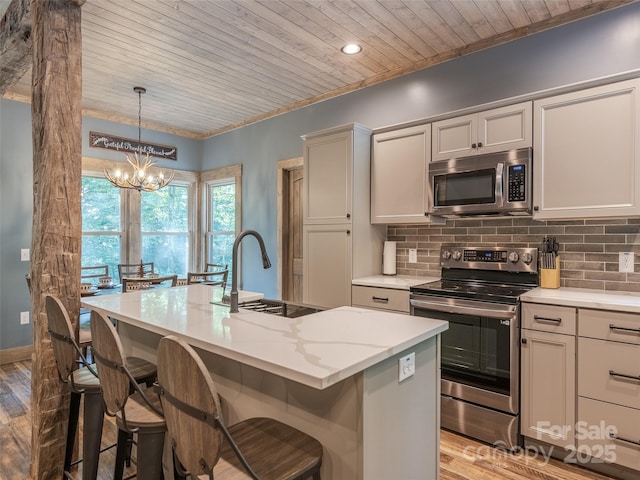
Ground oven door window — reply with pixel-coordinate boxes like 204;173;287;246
433;168;496;206
415;308;511;395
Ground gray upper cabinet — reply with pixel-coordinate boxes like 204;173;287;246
432;102;532;161
533;78;640;220
303;127;354;224
371;124;443;225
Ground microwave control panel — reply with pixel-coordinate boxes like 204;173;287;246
507;164;526;202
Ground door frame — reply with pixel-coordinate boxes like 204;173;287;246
276;156;303;300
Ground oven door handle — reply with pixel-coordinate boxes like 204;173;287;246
410;297;516;319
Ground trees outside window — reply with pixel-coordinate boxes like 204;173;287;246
141;184;189;277
208;181;235;270
203;165;241;287
81;176;123;278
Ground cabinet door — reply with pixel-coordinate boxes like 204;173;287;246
304;130;352;224
303;224;352;308
432;113;476;161
521;329;576;449
478;102;532;154
533;78;640;220
371;124;433;224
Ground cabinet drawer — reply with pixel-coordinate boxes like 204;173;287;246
352;286;409;313
579;309;640;345
578;396;640;472
578;337;640;409
522;303;576;335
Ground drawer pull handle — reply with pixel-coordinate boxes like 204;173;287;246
609;324;640;334
608;432;640;446
372;296;389;303
533;315;562;323
608;370;640;382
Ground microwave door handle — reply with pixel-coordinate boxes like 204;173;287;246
495;162;505;207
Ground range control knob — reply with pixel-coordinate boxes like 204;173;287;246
441;250;452;260
522;253;533;265
452;250;462;261
508;251;520;263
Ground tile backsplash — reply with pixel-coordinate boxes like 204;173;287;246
388;217;640;293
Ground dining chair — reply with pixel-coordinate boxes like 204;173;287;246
186;270;229;290
122;274;178;293
156;335;323;480
46;295;157;480
206;262;228;272
89;309;167;480
117;261;154;281
81;265;110;282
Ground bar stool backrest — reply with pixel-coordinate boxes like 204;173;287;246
90;310;131;416
157;335;224;475
46;295;83;382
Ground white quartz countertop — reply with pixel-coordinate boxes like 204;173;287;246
521;287;640;313
352;275;440;290
82;284;448;390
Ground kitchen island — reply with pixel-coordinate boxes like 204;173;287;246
82;284;448;479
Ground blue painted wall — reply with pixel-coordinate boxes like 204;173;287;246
202;3;640;298
1;2;639;350
0;101;202;350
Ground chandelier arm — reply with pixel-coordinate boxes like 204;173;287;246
103;86;174;192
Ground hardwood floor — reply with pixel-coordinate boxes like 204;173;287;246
0;360;620;480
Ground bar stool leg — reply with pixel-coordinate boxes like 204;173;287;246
136;428;166;480
64;391;82;477
82;390;105;480
113;429;129;480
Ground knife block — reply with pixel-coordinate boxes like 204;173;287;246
540;256;560;289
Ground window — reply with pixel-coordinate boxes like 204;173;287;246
203;165;242;285
81;176;123;277
141;184;190;277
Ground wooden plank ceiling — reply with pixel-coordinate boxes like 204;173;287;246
0;0;633;139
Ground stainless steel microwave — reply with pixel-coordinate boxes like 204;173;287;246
428;147;532;217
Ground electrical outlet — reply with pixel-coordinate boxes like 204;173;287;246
398;352;415;382
408;249;417;263
619;252;635;273
20;249;30;261
20;311;30;325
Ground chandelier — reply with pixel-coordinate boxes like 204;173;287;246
104;87;174;192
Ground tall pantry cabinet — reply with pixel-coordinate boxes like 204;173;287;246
302;123;385;308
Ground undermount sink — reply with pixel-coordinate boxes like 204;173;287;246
238;298;324;318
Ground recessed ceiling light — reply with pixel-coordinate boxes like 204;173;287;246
341;43;362;55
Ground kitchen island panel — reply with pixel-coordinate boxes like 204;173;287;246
117;321;440;480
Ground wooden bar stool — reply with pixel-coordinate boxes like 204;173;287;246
46;295;157;480
156;335;323;480
89;309;167;480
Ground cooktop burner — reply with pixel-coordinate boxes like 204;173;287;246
411;279;535;304
410;246;539;304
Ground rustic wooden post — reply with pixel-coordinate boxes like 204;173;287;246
30;0;85;478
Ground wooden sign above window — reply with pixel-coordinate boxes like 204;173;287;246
89;131;178;161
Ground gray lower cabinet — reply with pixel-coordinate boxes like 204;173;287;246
577;309;640;472
351;285;409;313
521;302;640;474
521;303;577;449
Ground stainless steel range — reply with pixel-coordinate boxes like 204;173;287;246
410;246;538;450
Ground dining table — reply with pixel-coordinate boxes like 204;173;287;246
81;284;448;480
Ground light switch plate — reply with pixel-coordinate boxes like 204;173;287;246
399;352;415;382
20;311;29;325
20;249;30;261
408;249;417;263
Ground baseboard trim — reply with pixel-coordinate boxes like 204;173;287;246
0;345;33;365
